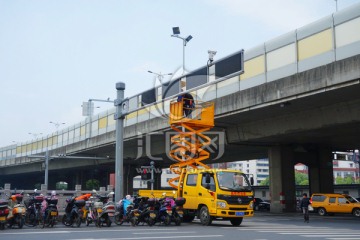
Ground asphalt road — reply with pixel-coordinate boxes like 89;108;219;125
2;212;360;240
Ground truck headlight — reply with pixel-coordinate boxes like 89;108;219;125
249;202;254;209
217;201;227;209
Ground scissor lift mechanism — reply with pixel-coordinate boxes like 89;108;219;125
167;98;215;189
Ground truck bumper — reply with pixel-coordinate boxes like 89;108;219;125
214;209;254;218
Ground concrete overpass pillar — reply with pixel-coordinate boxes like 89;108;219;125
269;145;296;212
308;147;334;194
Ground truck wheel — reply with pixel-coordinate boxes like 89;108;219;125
230;218;243;226
199;206;212;226
318;207;327;216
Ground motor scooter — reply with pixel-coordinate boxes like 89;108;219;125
0;198;9;230
24;190;44;227
114;195;137;226
62;196;85;227
152;196;171;226
7;192;26;228
96;192;115;227
42;195;58;228
171;197;186;226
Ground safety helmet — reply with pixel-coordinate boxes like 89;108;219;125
51;190;56;196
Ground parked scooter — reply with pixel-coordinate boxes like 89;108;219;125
114;195;137;226
97;192;115;227
132;197;155;226
152;194;172;226
24;190;45;227
86;191;115;227
170;197;186;226
62;196;85;227
7;192;26;229
0;197;9;230
42;191;58;228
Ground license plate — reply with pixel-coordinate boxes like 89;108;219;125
50;211;57;216
177;211;183;215
97;209;103;213
166;210;172;214
108;213;114;217
134;213;140;217
0;216;5;221
235;212;244;216
149;213;156;218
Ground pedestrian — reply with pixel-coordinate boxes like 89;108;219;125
300;193;310;223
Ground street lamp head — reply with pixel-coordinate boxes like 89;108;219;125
185;35;193;43
172;27;180;35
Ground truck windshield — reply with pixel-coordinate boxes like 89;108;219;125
216;171;252;191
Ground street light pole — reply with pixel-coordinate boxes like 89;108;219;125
49;121;66;130
171;27;193;74
114;82;128;202
148;71;172;84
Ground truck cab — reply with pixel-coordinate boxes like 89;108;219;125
180;168;254;226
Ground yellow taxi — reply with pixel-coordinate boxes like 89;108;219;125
310;193;360;217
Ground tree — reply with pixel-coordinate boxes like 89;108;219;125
295;172;309;185
335;176;355;184
85;179;100;190
259;171;309;186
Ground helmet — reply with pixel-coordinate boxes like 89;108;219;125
51;191;56;196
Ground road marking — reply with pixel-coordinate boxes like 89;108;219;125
301;235;360;237
67;235;223;240
133;232;196;234
327;238;360;240
1;228;180;235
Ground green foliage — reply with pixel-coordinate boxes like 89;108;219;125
295;172;309;185
259;177;269;186
335;176;355;184
259;171;309;186
85;179;100;190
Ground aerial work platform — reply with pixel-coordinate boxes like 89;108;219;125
167;98;215;189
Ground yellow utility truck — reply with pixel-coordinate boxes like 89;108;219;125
139;98;254;226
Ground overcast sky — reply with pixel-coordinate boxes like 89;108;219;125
0;0;359;147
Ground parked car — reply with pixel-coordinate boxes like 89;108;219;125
310;193;360;216
253;198;270;211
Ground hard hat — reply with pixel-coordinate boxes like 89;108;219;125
51;190;56;196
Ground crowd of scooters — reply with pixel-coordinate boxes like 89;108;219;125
0;189;186;230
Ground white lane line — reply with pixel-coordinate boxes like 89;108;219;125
133;232;196;235
301;235;360;237
327;238;360;240
1;228;180;235
260;230;355;233
279;232;360;235
67;235;223;240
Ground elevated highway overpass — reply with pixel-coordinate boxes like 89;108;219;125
1;3;360;212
